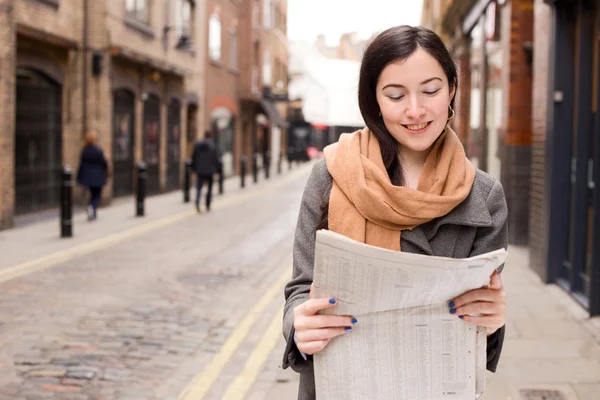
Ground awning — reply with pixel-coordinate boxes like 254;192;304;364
259;99;289;129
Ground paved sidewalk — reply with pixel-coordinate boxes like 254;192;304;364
259;246;600;400
0;164;307;271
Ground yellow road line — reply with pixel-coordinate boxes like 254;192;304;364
0;166;310;285
178;270;290;400
221;307;284;400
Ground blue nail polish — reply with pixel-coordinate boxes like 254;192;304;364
450;308;457;314
351;318;358;324
448;301;455;308
345;326;352;332
329;298;336;304
459;315;464;319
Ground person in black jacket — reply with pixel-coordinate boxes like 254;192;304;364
77;131;109;221
190;131;221;213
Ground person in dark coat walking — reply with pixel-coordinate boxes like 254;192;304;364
190;131;221;213
77;131;109;221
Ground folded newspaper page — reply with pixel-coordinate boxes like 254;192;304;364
312;230;508;400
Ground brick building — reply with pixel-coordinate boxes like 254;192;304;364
0;0;206;229
424;0;600;316
237;0;288;177
204;0;240;177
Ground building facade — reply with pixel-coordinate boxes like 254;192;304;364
0;0;206;229
425;0;600;316
204;0;240;177
237;0;289;177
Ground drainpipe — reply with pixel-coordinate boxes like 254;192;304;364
82;0;89;135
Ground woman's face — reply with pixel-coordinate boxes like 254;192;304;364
376;47;455;155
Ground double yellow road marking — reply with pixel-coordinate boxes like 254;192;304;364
178;270;290;400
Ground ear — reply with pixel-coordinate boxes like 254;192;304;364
449;81;456;102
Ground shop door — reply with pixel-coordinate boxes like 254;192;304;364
112;89;135;197
143;94;161;195
15;68;62;214
166;99;181;191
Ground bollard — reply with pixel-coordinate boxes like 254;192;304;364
253;153;258;184
60;166;73;238
278;153;282;175
240;156;247;188
218;170;224;195
136;162;147;217
183;159;192;203
264;151;270;180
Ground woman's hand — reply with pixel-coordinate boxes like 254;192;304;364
293;285;356;355
449;270;506;336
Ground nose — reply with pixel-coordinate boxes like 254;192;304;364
405;96;426;119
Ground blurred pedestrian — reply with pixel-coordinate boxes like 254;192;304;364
77;131;109;221
282;26;508;400
191;131;221;213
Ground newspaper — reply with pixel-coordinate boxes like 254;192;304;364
312;230;507;400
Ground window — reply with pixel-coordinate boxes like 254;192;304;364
209;14;222;61
174;0;193;38
230;28;238;68
263;49;272;86
263;0;271;29
126;0;149;23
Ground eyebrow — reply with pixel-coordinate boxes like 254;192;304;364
382;77;443;90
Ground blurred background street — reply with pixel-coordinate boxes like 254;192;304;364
1;0;600;399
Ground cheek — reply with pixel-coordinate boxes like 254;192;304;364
431;97;451;117
380;101;403;122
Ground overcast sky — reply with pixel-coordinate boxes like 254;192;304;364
287;0;423;45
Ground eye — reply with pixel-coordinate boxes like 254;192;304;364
424;89;440;95
387;95;404;101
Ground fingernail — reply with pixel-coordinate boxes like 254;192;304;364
345;326;352;332
459;315;464;319
329;298;336;304
448;301;455;308
351;317;358;324
450;308;457;314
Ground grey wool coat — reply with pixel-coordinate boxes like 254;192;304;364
282;159;509;400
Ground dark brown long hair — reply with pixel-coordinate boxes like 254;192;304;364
318;26;458;230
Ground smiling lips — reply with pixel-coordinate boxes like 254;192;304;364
404;122;432;133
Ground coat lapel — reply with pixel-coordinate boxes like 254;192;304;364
401;226;434;255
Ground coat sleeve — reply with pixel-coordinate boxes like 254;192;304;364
469;179;509;373
282;159;332;373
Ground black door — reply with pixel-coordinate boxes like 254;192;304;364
553;2;600;314
166;99;181;191
112;89;135;197
143;94;161;195
15;68;62;214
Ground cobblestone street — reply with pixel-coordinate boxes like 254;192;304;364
0;165;310;400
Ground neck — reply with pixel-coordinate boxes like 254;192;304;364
399;147;430;170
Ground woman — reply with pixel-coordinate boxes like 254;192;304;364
77;131;109;221
282;26;508;399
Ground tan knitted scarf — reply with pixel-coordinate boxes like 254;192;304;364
323;126;476;251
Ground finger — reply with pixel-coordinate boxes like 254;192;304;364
310;283;314;299
451;288;501;309
296;327;349;342
298;339;330;355
455;301;504;317
489;270;503;290
298;297;339;316
460;314;505;328
295;314;356;330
